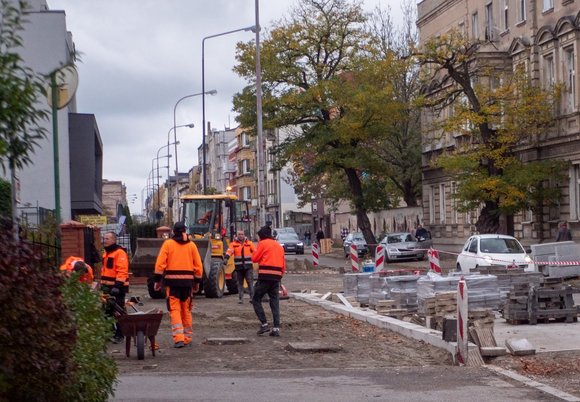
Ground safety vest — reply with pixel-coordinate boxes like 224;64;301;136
154;239;203;287
101;245;129;289
59;256;94;284
226;239;255;270
251;238;285;281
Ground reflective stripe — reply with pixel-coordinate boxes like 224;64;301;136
164;274;195;280
260;269;283;276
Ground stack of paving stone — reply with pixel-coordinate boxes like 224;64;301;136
475;265;543;309
373;299;405;317
343;274;358;298
463;274;501;310
342;273;373;305
385;275;420;312
368;274;390;308
417;273;460;315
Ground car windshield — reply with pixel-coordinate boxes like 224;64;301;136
479;238;524;254
351;233;365;241
278;233;299;241
387;234;416;243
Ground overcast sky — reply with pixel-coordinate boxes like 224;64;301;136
47;0;405;214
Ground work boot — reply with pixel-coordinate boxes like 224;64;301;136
110;336;123;344
269;328;280;337
256;323;270;335
238;299;243;304
174;341;185;348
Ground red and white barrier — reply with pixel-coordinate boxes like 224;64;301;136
456;276;468;366
311;243;319;267
350;244;359;272
428;248;442;274
375;244;385;271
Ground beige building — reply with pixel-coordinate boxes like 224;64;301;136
101;180;126;223
417;1;580;249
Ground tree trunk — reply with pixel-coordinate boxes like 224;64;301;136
402;179;418;207
475;200;502;234
344;167;377;252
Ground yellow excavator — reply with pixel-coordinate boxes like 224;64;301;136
133;193;252;299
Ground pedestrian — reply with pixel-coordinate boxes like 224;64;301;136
60;255;94;285
153;221;203;348
101;231;130;344
340;227;349;241
225;229;256;304
316;228;325;244
556;221;572;242
304;229;311;246
252;225;286;337
415;224;429;240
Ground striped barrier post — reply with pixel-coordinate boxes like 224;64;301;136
350;244;359;272
311;243;319;267
375;244;385;272
428;248;442;274
456;276;468;366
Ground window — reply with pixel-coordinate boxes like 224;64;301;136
241;132;250;147
543;54;555;89
471;12;479;40
429;186;435;224
569;165;580;221
485;3;495;41
517;0;526;22
523;208;533;223
239;159;251;175
240;186;252;201
451;182;458;224
564;47;576;113
439;183;446;224
543;0;553;12
502;0;509;31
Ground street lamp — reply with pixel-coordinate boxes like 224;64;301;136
166;122;196;224
202;25;255;194
152;153;171;222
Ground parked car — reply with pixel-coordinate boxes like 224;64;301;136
343;232;368;257
276;232;304;254
379;232;432;262
456;234;534;273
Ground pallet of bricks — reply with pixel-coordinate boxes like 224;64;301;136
476;265;543;311
503;277;580;324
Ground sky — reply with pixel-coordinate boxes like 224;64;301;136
47;0;405;214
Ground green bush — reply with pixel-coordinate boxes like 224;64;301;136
0;179;10;217
60;276;117;401
0;219;76;401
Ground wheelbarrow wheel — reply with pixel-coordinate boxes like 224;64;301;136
136;330;145;360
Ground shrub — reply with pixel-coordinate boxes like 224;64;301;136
60;276;117;401
0;219;76;401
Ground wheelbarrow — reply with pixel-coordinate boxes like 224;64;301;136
116;309;164;360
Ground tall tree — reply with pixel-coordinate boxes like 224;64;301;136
417;30;566;234
233;0;420;245
0;1;49;236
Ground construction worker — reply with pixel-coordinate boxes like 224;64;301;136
59;256;94;284
225;229;255;304
153;221;203;348
101;231;130;344
251;225;286;337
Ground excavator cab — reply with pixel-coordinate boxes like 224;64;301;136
181;194;251;297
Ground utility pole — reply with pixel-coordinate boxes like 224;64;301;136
255;0;266;228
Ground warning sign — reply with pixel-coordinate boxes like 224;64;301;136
77;215;107;226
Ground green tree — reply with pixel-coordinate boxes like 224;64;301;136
0;178;10;217
234;0;420;244
417;30;566;234
0;0;49;235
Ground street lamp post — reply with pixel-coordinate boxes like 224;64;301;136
254;0;266;228
202;25;255;194
166;122;196;225
152;153;171;223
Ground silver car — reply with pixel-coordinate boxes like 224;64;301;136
380;232;432;262
343;232;368;257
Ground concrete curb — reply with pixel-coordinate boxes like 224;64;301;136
291;291;580;401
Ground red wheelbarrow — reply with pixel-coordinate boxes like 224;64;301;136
116;309;164;360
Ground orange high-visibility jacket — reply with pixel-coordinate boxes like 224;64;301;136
101;245;129;288
59;256;94;284
226;239;255;270
154;238;203;287
251;238;285;281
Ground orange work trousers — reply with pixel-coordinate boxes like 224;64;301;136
166;288;193;345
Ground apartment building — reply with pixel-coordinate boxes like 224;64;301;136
417;0;580;248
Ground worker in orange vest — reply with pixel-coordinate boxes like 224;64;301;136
153;221;203;348
251;225;286;337
225;229;255;304
59;256;94;284
101;231;130;344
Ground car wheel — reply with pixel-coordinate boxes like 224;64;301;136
456;263;461;272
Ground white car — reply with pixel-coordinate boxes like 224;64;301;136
456;234;534;273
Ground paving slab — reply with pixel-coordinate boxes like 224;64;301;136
494;317;580;353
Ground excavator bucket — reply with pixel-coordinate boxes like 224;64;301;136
130;238;165;277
